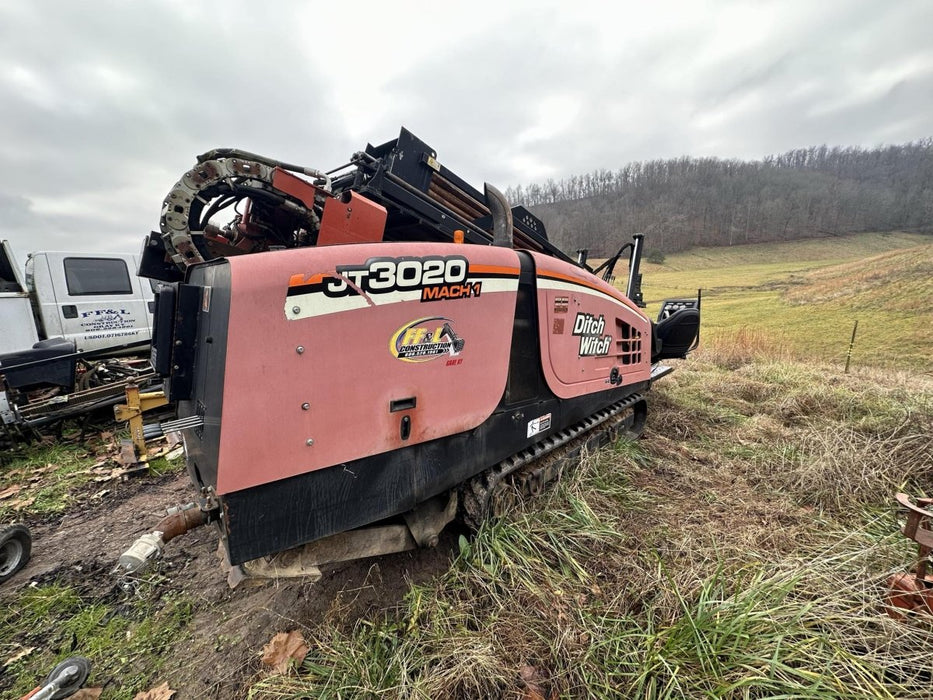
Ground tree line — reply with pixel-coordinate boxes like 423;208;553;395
505;140;933;256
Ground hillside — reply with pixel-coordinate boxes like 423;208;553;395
509;141;933;257
640;232;933;373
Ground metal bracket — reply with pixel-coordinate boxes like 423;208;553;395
0;390;16;425
113;384;169;471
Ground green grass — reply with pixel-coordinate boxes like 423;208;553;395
244;232;933;698
0;433;191;698
644;231;931;274
0;430;184;521
246;347;933;698
640;231;933;372
0;581;194;698
4;231;932;698
0;443;101;521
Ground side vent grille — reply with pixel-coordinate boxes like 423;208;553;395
615;319;642;365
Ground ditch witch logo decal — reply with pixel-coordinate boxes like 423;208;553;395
572;312;612;357
390;317;466;362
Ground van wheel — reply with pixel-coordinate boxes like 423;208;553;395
0;524;32;583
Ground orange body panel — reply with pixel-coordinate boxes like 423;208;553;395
318;191;388;246
531;253;651;399
215;244;521;494
270;167;321;208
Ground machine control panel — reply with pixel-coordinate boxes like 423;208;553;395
657;298;699;321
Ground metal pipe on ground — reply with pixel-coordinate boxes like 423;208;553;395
116;503;209;576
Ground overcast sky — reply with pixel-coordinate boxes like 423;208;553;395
1;0;931;258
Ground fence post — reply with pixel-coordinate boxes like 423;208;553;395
844;320;858;374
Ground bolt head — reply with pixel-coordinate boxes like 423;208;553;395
292;306;301;314
301;402;310;410
296;346;305;354
306;438;314;446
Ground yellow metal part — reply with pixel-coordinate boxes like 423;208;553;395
114;385;169;465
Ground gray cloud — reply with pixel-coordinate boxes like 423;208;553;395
0;0;930;259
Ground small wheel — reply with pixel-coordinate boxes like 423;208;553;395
0;523;32;583
43;656;92;699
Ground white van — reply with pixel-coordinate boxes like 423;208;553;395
23;249;154;354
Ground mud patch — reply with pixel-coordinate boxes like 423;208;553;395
1;469;459;698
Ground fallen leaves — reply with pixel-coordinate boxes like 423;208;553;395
91;466;131;482
11;497;35;511
132;681;175;700
2;481;37;510
0;484;22;499
261;630;309;674
71;688;103;700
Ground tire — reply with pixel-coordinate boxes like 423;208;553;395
0;523;32;583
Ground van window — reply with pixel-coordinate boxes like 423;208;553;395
0;248;21;292
64;258;133;296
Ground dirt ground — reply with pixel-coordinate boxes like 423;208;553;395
1;466;460;697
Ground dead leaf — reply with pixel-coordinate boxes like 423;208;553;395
92;467;129;483
71;688;103;700
519;665;550;700
2;646;35;667
11;497;35;510
261;630;309;674
0;485;22;499
132;681;175;700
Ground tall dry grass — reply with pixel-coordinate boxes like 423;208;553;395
699;327;795;369
248;354;933;699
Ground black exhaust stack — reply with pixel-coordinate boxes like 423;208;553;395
484;183;513;248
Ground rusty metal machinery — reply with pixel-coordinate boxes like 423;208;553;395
886;492;933;619
113;384;170;472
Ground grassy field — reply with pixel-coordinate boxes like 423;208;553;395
640;231;933;373
243;231;933;698
248;358;933;698
2;231;932;698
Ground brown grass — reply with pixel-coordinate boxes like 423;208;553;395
695;327;795;369
249;353;933;698
784;244;933;313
